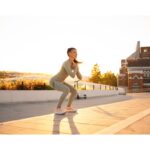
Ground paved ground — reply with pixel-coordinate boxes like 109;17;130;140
0;95;131;122
117;114;150;134
0;93;150;134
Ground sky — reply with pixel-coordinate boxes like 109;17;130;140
1;16;150;76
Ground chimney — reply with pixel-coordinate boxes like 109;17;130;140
136;41;141;58
136;41;140;51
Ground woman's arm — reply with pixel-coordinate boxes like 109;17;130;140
76;65;82;80
71;62;82;80
63;61;77;78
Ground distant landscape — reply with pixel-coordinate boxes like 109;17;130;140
0;71;52;80
0;71;53;90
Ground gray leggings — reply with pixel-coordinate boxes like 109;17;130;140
50;80;77;108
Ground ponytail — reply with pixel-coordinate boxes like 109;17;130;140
74;59;82;64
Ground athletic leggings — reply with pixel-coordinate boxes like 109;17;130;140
50;80;77;108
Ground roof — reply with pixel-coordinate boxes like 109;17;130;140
127;41;140;60
127;50;140;60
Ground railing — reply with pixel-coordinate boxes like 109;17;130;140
72;80;118;91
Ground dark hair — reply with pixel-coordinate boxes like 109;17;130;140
67;47;82;64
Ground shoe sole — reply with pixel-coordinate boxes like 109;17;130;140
55;112;66;115
66;110;77;113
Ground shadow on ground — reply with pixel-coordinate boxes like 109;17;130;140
52;113;80;134
0;95;132;122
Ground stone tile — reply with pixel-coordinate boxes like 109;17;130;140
0;124;25;134
117;114;150;134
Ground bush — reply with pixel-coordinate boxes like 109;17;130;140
0;79;53;90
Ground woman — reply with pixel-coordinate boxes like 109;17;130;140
50;47;82;115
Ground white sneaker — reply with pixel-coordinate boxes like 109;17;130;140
65;107;77;113
55;108;66;115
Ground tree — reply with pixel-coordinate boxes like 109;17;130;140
89;64;101;83
101;71;117;86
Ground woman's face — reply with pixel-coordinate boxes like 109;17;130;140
68;49;77;59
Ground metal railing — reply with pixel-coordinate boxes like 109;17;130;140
72;80;118;91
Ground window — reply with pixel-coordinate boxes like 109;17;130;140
144;70;150;78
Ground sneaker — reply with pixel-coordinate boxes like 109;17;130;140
55;108;66;115
65;107;77;113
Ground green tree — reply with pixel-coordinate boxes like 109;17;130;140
89;64;101;83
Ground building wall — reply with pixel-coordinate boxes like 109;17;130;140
140;47;150;58
128;72;143;92
118;59;128;87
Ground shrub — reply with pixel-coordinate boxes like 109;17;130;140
0;79;53;90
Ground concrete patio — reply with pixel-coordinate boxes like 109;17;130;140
0;93;150;134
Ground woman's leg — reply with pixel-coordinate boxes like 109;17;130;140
64;82;77;107
53;81;70;108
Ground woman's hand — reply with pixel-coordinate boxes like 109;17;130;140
71;61;77;70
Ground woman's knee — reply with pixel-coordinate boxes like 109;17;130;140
63;87;70;94
71;89;77;95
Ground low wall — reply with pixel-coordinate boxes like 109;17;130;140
0;89;121;103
